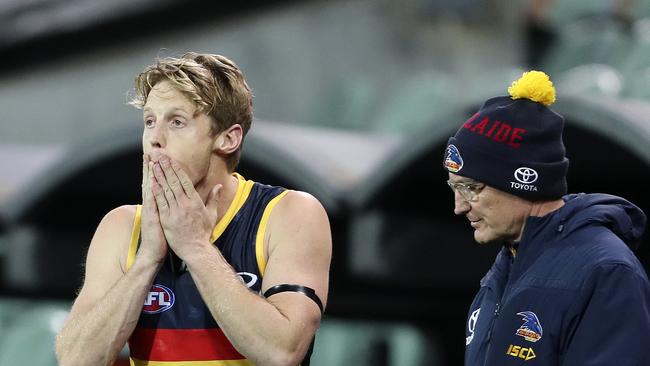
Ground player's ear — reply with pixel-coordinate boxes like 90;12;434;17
213;124;243;155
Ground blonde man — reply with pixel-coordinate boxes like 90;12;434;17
56;52;332;366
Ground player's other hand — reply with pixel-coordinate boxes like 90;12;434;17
150;154;221;260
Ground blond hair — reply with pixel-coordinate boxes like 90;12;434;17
130;52;253;171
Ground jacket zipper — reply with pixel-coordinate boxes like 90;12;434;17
482;248;514;365
482;302;501;366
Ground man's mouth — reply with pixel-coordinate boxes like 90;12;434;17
146;152;164;163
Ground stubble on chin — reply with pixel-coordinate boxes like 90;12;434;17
473;230;502;246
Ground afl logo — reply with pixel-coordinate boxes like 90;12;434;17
514;167;538;184
143;284;175;314
237;272;259;288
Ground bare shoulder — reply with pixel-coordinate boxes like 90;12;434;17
95;205;138;268
101;204;137;228
268;191;330;245
88;204;137;266
68;205;138;315
271;190;328;223
266;190;331;256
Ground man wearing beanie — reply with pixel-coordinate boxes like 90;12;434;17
443;71;650;365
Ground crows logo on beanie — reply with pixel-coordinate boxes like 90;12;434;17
443;71;569;201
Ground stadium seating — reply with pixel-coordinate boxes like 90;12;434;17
0;299;69;366
619;18;650;99
540;17;634;77
311;319;440;366
555;64;623;97
370;70;460;134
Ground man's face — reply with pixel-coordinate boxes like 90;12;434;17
448;172;531;245
142;80;216;185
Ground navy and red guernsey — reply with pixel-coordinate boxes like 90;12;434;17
126;173;287;366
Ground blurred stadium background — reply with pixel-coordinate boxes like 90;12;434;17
0;0;649;365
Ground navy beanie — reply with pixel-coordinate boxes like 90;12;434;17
443;71;569;201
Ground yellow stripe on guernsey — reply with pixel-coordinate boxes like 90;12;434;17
255;190;289;275
126;205;143;270
130;358;253;366
126;173;254;271
210;173;254;243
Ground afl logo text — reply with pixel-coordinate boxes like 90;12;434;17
143;284;175;314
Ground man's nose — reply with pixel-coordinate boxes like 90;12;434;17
146;123;166;149
453;191;470;215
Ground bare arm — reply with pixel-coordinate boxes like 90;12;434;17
151;157;331;366
55;158;168;366
188;192;330;366
54;206;155;365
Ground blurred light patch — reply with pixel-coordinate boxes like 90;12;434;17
0;144;65;204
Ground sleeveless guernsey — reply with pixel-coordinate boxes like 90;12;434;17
126;173;287;366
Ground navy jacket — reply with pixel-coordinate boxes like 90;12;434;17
464;193;650;366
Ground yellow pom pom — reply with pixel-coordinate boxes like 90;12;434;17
508;70;556;106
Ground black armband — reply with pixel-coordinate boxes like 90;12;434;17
263;284;324;314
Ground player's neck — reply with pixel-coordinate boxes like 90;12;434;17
195;167;239;222
215;173;240;223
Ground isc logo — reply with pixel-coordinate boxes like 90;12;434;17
142;284;175;314
506;344;536;361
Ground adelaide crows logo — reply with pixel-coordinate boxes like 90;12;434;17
444;144;463;173
516;311;543;342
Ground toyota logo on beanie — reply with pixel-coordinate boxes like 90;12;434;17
443;71;569;201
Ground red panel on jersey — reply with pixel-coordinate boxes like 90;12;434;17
129;328;246;361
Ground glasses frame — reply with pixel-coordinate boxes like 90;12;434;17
447;180;486;202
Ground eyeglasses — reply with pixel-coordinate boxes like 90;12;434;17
447;180;486;202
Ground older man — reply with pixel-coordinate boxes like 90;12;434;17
444;71;650;365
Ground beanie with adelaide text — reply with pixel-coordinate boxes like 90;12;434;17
443;71;569;201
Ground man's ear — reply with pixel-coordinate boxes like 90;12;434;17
213;124;243;154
